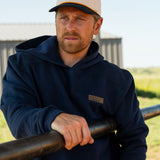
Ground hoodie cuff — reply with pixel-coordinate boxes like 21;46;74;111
43;107;64;132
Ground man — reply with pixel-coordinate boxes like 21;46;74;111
0;0;148;160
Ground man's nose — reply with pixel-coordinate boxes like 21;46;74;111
66;19;77;32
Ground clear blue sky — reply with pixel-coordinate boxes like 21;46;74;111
0;0;160;68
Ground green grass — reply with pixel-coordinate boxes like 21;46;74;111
146;115;160;160
128;67;160;98
0;111;14;143
128;67;160;77
129;67;160;160
136;78;160;98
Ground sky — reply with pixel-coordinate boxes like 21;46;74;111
0;0;160;68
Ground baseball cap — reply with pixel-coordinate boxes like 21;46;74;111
49;0;101;16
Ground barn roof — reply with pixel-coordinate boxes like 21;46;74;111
0;23;120;41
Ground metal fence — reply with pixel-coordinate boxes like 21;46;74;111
0;104;160;160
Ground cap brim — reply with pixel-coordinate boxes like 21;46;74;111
49;3;97;15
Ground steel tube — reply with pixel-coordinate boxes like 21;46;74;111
0;104;159;160
141;104;160;120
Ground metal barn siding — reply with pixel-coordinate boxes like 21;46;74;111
101;38;123;67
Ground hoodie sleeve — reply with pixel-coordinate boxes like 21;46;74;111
113;70;149;160
0;55;63;139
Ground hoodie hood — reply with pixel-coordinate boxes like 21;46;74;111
16;36;104;69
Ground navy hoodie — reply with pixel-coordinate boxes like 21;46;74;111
1;36;148;160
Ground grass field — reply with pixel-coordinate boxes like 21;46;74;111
0;112;14;143
138;97;160;160
129;67;160;160
0;67;160;160
128;67;160;98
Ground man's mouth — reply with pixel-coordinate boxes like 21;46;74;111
64;36;78;41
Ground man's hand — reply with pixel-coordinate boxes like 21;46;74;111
51;113;94;150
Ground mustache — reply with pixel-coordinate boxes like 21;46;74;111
63;32;80;37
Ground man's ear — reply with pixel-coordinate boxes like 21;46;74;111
94;17;103;35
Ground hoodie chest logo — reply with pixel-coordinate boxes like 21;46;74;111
88;95;104;104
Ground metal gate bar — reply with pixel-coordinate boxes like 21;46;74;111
0;104;160;160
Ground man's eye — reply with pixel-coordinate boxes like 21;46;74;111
60;17;67;20
77;18;85;21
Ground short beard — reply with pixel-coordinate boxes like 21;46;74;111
57;30;94;54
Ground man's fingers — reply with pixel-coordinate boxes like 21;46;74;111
63;129;72;150
65;125;82;150
75;125;83;144
89;137;94;144
51;113;94;150
80;119;94;146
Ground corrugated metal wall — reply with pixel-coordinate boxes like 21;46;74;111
0;39;122;97
101;38;122;67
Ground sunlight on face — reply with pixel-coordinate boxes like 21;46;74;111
56;6;97;54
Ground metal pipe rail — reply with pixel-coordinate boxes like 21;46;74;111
0;104;160;160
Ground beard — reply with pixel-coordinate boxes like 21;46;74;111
57;31;94;54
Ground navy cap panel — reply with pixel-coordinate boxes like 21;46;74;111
49;3;96;15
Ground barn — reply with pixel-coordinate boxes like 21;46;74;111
0;23;123;96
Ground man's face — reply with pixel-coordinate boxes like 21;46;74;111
56;6;98;54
